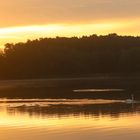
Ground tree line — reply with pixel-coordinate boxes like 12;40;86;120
0;33;140;79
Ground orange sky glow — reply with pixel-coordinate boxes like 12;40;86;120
0;0;140;48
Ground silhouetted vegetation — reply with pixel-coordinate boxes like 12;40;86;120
1;33;140;79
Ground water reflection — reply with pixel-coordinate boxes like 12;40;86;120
5;101;140;118
0;99;140;140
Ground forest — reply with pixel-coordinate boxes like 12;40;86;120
0;33;140;79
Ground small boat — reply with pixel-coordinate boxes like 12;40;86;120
125;94;134;103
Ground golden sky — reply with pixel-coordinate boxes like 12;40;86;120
0;0;140;48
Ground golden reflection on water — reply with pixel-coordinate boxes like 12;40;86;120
0;99;140;140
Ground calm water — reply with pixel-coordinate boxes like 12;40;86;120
0;99;140;140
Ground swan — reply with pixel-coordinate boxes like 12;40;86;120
125;94;134;103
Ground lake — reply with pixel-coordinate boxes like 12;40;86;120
0;99;140;140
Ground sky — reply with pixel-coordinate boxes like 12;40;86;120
0;0;140;48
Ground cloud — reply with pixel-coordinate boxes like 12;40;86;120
0;0;139;27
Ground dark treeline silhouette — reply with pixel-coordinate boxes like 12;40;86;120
1;33;140;79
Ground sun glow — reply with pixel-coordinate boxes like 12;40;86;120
0;19;140;49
